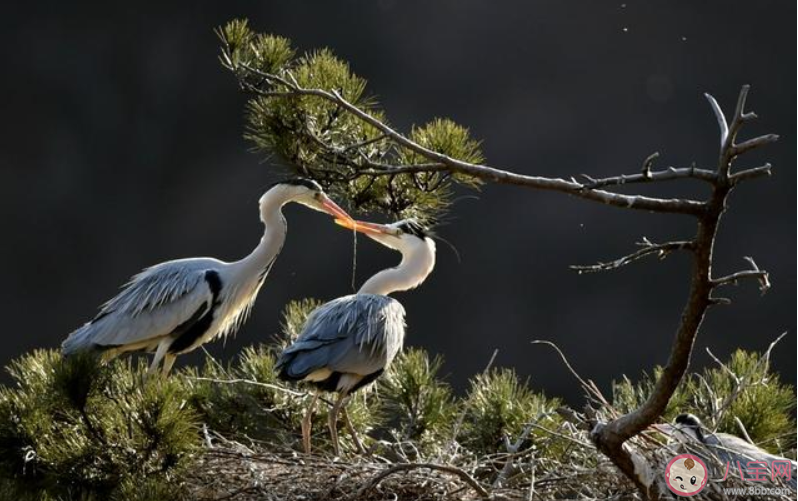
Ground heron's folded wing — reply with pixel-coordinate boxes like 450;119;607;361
63;264;216;352
279;294;405;377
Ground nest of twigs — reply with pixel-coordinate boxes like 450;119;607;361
184;410;637;501
185;404;795;501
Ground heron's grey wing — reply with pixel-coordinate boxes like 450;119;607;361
277;294;405;379
62;261;219;354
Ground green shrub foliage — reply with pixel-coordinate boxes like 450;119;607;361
379;348;456;447
460;368;564;457
0;339;792;496
0;351;196;500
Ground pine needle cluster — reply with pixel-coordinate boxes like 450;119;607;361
0;352;196;501
217;19;484;221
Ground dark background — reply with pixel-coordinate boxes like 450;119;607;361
1;1;794;403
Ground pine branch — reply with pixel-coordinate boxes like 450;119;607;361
233;63;706;216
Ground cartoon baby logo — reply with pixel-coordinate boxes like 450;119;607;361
665;454;708;496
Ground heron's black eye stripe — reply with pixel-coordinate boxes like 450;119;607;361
397;220;430;238
271;178;323;191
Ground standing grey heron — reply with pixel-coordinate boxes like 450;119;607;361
664;413;796;488
61;179;352;376
276;218;436;456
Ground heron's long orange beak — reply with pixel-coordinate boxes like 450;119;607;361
334;218;397;236
320;196;354;222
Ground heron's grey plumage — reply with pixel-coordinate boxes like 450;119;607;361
672;413;796;489
60;180;350;375
62;259;222;354
275;217;436;455
277;294;405;392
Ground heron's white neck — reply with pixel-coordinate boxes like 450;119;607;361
358;240;436;296
232;189;290;280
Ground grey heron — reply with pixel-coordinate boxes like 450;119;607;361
61;179;352;376
664;413;796;488
276;218;436;456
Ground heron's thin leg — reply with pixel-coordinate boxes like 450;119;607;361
301;393;319;454
328;391;348;457
147;340;171;377
161;353;177;377
341;402;366;455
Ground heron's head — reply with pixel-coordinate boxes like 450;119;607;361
261;178;351;222
337;218;435;254
336;217;437;294
672;413;705;443
339;216;436;268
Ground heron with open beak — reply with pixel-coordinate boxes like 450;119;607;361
277;217;436;455
62;179;353;376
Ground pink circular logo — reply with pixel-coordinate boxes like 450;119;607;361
665;454;708;496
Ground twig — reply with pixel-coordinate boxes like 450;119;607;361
732;134;780;156
186;376;307;397
442;348;499;461
733;416;754;445
712;256;770;294
704;93;729;149
530;340;593;398
494;418;538;488
357;462;490;499
571;239;694;273
729;163;772;184
527;454;536;501
525;422;594;449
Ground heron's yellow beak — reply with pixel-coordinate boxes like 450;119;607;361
334;219;398;236
320;196;354;222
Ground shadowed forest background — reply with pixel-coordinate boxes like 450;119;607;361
0;1;794;403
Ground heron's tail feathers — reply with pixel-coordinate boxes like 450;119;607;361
275;350;324;383
61;323;101;356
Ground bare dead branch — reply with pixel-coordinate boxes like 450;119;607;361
589;85;777;500
579;165;716;189
641;151;659;178
357;462;490;499
571;239;694;273
712;256;771;293
730;163;772;184
704;92;729;148
731;134;780;156
708;296;732;306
